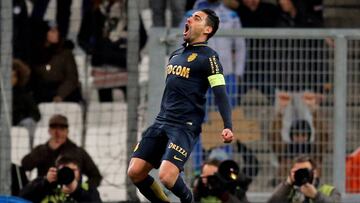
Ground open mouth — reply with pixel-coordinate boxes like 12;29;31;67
183;24;190;36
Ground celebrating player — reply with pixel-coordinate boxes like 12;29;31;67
127;8;234;203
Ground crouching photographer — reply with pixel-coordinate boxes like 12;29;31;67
192;159;252;203
20;156;102;203
268;155;341;203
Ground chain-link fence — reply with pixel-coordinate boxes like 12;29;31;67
162;28;360;202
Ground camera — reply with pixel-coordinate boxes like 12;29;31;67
193;160;252;202
208;160;252;195
56;166;75;185
294;168;314;186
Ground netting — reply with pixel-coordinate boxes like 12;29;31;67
186;37;335;192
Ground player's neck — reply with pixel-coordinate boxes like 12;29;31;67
187;39;207;45
188;35;208;45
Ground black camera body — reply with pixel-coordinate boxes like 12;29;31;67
207;160;252;195
294;168;314;186
193;160;253;202
57;166;75;185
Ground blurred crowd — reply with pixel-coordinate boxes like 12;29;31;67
11;0;327;132
11;0;331;148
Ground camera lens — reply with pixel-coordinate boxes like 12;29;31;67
294;168;314;186
218;160;240;181
57;166;75;185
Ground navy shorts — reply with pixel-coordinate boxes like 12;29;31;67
132;122;200;171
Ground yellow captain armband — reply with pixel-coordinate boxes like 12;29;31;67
208;74;225;87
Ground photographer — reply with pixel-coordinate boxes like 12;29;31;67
192;159;251;203
267;155;341;203
19;156;102;203
21;114;102;187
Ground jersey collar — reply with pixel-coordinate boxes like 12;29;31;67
183;41;208;48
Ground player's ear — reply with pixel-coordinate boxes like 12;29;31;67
204;25;212;36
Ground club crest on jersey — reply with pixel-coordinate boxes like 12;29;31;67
187;53;197;62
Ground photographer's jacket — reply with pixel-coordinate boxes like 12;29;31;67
19;176;101;203
193;174;250;203
21;139;102;187
267;181;341;203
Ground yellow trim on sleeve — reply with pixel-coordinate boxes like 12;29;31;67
208;74;225;87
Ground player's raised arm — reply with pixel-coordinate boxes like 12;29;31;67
212;85;234;143
207;54;234;143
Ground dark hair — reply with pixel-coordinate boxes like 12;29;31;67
293;155;317;170
202;159;221;172
12;59;30;87
55;155;81;170
289;120;312;141
49;114;69;128
200;9;219;40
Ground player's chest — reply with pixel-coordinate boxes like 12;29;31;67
165;52;204;79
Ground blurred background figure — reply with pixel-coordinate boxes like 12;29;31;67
291;0;324;27
269;92;329;186
12;59;41;149
274;0;331;98
346;147;360;193
78;0;147;102
20;155;102;203
192;159;252;203
236;0;278;27
267;155;341;203
12;0;30;61
276;0;299;27
234;0;279;104
30;0;73;39
150;0;186;27
27;20;83;104
21;114;102;188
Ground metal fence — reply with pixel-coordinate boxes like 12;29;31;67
150;28;360;202
0;0;13;195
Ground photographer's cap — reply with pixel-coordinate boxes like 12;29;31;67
49;114;68;128
208;148;230;161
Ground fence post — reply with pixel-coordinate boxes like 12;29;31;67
146;28;167;124
126;0;140;201
0;0;12;195
333;35;347;194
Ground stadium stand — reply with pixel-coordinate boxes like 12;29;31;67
86;102;127;128
11;127;30;165
85;127;127;201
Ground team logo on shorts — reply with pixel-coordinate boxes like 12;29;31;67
168;142;188;157
173;155;183;162
187;53;197;62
